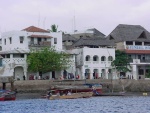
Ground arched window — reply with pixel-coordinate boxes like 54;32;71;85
93;55;99;61
85;55;90;61
108;56;113;61
101;56;106;61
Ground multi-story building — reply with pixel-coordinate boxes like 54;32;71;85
63;34;116;79
0;26;63;80
107;24;150;80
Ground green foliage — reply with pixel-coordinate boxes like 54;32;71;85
111;50;131;73
27;47;71;73
51;24;58;32
146;66;150;78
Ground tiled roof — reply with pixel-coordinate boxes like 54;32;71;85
106;24;150;42
72;36;115;47
125;50;150;54
22;26;49;33
29;35;52;38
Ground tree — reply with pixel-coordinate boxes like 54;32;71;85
51;24;58;32
111;50;131;74
146;66;150;78
27;47;72;77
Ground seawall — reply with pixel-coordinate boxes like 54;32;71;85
1;79;150;93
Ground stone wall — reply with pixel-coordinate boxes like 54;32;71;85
1;79;150;93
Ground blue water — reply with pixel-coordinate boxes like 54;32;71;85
0;96;150;113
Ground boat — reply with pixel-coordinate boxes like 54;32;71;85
51;84;102;94
48;91;93;100
0;90;16;101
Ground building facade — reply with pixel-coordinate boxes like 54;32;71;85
0;26;63;80
107;24;150;80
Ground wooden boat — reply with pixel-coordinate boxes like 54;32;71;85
52;84;102;94
0;90;16;101
49;92;93;100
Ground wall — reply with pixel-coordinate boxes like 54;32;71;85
1;79;150;93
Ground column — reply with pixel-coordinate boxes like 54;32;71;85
132;65;137;80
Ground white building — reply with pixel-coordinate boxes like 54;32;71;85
107;24;150;80
0;26;63;80
70;47;116;79
63;33;116;80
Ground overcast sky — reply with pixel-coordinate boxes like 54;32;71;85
0;0;150;35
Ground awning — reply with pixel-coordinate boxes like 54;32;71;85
125;50;150;54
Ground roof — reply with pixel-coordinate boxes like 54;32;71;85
87;28;106;37
72;36;115;47
29;35;52;38
22;26;49;33
62;34;77;41
106;24;150;42
125;50;150;54
0;49;30;54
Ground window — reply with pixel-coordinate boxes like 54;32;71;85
4;39;6;45
93;55;99;61
6;54;10;58
54;38;57;44
20;54;24;58
44;38;47;41
126;41;133;45
38;38;41;45
0;59;2;66
31;38;34;44
85;55;90;61
135;41;142;45
101;56;106;61
108;56;113;61
20;36;24;43
9;37;12;44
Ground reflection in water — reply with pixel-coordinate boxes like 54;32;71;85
0;96;150;113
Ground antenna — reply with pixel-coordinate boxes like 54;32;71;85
73;10;76;33
43;17;46;29
38;12;40;27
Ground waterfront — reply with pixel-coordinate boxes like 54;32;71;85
0;96;150;113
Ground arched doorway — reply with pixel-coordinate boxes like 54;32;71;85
101;69;106;79
93;69;98;79
14;66;24;80
85;69;90;79
108;69;112;79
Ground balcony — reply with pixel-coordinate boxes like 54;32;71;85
28;41;51;47
130;59;150;63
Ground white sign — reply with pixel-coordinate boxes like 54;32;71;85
126;45;150;50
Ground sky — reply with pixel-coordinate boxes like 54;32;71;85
0;0;150;35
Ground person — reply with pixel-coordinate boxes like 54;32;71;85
47;90;52;98
23;75;25;80
67;91;71;95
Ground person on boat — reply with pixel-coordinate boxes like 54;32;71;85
47;90;52;98
67;91;71;95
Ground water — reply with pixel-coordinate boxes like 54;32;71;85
0;96;150;113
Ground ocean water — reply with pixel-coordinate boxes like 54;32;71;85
0;96;150;113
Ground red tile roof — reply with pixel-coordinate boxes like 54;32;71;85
125;50;150;54
29;35;52;38
22;26;49;33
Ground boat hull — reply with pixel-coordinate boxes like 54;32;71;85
49;92;93;100
0;90;16;101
